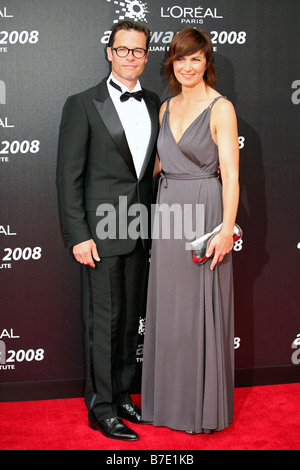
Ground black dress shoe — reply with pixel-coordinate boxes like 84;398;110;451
89;417;139;441
117;403;151;424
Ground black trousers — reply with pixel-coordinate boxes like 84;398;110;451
83;240;149;421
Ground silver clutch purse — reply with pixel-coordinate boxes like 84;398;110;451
190;223;243;265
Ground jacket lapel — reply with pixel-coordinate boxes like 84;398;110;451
92;79;159;181
139;91;159;181
92;80;137;178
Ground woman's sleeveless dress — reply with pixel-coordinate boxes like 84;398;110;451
141;97;235;433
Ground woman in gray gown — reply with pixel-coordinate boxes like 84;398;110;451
141;28;240;434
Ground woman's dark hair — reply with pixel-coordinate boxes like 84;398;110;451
108;20;151;50
164;28;216;94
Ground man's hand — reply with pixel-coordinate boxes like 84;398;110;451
73;239;100;268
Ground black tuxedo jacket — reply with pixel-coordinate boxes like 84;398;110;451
57;78;160;257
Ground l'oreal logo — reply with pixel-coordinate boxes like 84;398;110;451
161;5;223;20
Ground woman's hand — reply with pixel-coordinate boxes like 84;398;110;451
206;230;234;270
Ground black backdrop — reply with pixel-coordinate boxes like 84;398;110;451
1;0;300;401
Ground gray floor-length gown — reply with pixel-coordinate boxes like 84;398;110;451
141;96;235;433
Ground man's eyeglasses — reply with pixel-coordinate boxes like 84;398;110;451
111;47;148;59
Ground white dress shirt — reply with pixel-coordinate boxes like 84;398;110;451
107;73;152;178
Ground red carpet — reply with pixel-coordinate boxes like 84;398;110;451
1;383;299;450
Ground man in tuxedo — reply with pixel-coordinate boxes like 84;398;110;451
57;21;160;441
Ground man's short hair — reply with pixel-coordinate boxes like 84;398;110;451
108;20;151;50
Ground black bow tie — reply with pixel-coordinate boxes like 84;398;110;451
120;90;144;102
109;79;144;102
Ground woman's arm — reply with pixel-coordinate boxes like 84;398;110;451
153;101;167;177
207;98;240;270
153;153;162;177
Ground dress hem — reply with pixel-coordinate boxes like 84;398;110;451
142;417;232;434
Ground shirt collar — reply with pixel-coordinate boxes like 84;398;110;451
108;73;142;94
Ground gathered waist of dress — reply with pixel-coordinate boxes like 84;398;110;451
159;171;217;188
